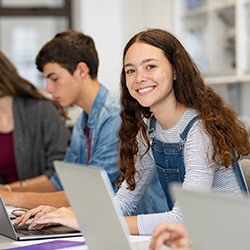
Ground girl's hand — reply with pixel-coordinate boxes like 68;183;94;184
150;222;190;250
14;205;57;229
30;207;80;231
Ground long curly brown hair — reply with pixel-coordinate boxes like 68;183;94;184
117;28;250;190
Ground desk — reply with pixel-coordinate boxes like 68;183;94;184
0;234;15;249
1;206;168;250
0;234;169;250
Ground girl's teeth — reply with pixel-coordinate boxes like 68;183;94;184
138;87;153;93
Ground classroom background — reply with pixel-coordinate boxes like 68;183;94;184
0;0;249;135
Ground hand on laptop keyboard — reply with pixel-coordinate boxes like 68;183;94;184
13;205;80;231
14;205;57;229
11;208;28;218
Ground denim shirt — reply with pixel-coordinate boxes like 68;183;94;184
51;84;121;191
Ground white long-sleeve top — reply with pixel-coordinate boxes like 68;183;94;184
114;108;245;235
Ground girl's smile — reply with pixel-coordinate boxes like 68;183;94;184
124;42;176;111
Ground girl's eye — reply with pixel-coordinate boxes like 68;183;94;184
146;64;156;70
126;69;135;74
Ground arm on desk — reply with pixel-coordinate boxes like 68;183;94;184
0;190;70;209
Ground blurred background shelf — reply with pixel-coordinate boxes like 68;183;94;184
175;0;250;133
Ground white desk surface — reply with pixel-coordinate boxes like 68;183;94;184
2;206;168;250
0;234;170;250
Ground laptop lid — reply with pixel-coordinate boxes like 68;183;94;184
0;195;81;241
54;160;140;250
172;184;250;250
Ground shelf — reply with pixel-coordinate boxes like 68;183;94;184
182;5;209;17
175;0;250;117
182;0;235;16
205;75;250;85
209;0;235;11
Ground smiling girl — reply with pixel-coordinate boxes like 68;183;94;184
115;28;250;235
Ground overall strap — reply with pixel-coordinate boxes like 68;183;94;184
232;150;249;193
178;116;199;151
180;116;199;140
148;115;156;140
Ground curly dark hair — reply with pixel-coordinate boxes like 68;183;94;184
117;28;250;190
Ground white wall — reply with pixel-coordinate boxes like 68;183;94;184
72;0;174;97
71;1;250;127
72;0;123;96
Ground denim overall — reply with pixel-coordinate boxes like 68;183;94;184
148;115;248;211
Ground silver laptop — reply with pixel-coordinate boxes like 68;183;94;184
172;184;250;250
0;195;81;240
54;160;151;250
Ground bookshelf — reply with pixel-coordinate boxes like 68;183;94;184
174;0;250;131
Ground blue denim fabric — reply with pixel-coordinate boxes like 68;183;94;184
148;115;248;210
149;116;198;210
51;84;121;191
131;171;169;215
232;151;248;193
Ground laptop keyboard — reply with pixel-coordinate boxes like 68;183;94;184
14;223;80;236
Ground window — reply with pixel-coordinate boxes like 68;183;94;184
0;0;72;90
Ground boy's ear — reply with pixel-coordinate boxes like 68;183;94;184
75;62;89;77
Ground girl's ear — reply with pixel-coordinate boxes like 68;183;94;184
173;68;177;80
